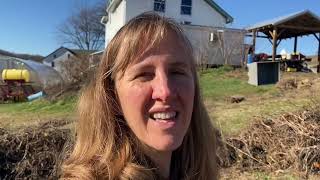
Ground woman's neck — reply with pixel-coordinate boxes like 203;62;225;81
146;149;172;178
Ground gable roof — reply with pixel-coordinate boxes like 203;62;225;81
204;0;233;23
43;47;97;63
247;10;320;30
69;49;97;56
43;47;74;63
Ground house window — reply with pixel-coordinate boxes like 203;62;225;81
181;0;192;15
154;0;165;12
51;62;55;67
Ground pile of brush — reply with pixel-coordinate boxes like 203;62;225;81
217;104;320;176
2;104;320;178
0;120;71;179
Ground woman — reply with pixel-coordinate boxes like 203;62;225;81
62;12;217;180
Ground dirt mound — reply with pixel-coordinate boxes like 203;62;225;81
218;104;320;176
0;120;72;179
276;78;299;90
276;75;320;91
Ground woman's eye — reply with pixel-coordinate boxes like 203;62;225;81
134;72;154;81
171;70;186;75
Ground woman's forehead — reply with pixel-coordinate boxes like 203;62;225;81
113;28;193;78
133;33;191;62
130;41;192;69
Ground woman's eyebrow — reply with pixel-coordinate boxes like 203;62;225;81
169;61;190;68
128;63;154;74
129;55;190;71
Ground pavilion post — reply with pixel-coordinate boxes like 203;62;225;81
272;28;278;62
252;30;256;55
318;33;320;72
294;36;298;53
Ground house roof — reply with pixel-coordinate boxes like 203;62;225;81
43;47;97;63
69;49;97;56
204;0;233;23
246;10;320;39
43;47;74;63
90;50;104;56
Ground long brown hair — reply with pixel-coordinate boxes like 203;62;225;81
61;12;217;180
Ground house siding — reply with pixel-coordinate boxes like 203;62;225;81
105;0;127;47
105;0;242;66
125;0;226;26
52;52;76;82
43;50;76;82
192;0;226;27
43;48;68;64
125;0;152;22
183;25;245;66
106;0;227;47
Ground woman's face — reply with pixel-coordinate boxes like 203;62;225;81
115;33;195;152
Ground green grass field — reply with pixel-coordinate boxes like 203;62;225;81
0;66;317;134
199;66;277;100
199;66;316;135
0;95;77;129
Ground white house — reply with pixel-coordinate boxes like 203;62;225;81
102;0;246;66
43;47;96;82
103;0;233;45
43;47;75;69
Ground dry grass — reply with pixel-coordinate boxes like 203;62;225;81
217;103;320;179
0;120;72;179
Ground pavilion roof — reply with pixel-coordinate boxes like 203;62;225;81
247;10;320;39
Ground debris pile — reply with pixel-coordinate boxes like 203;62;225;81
0;120;71;179
276;78;298;90
276;77;320;91
218;104;320;175
2;103;320;178
230;95;245;103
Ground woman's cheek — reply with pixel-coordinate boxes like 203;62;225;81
128;83;153;104
174;77;194;91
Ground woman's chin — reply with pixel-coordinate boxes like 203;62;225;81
149;136;183;152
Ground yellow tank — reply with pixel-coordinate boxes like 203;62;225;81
2;69;30;82
286;67;297;72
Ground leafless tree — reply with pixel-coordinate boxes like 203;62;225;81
59;54;91;84
57;1;106;50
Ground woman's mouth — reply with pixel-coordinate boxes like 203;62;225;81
150;111;178;121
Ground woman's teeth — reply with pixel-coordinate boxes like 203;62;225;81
151;112;176;120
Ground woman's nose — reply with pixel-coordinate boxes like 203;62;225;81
151;73;175;102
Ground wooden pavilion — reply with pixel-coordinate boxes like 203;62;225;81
246;10;320;71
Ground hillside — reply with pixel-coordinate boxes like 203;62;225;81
0;49;44;62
